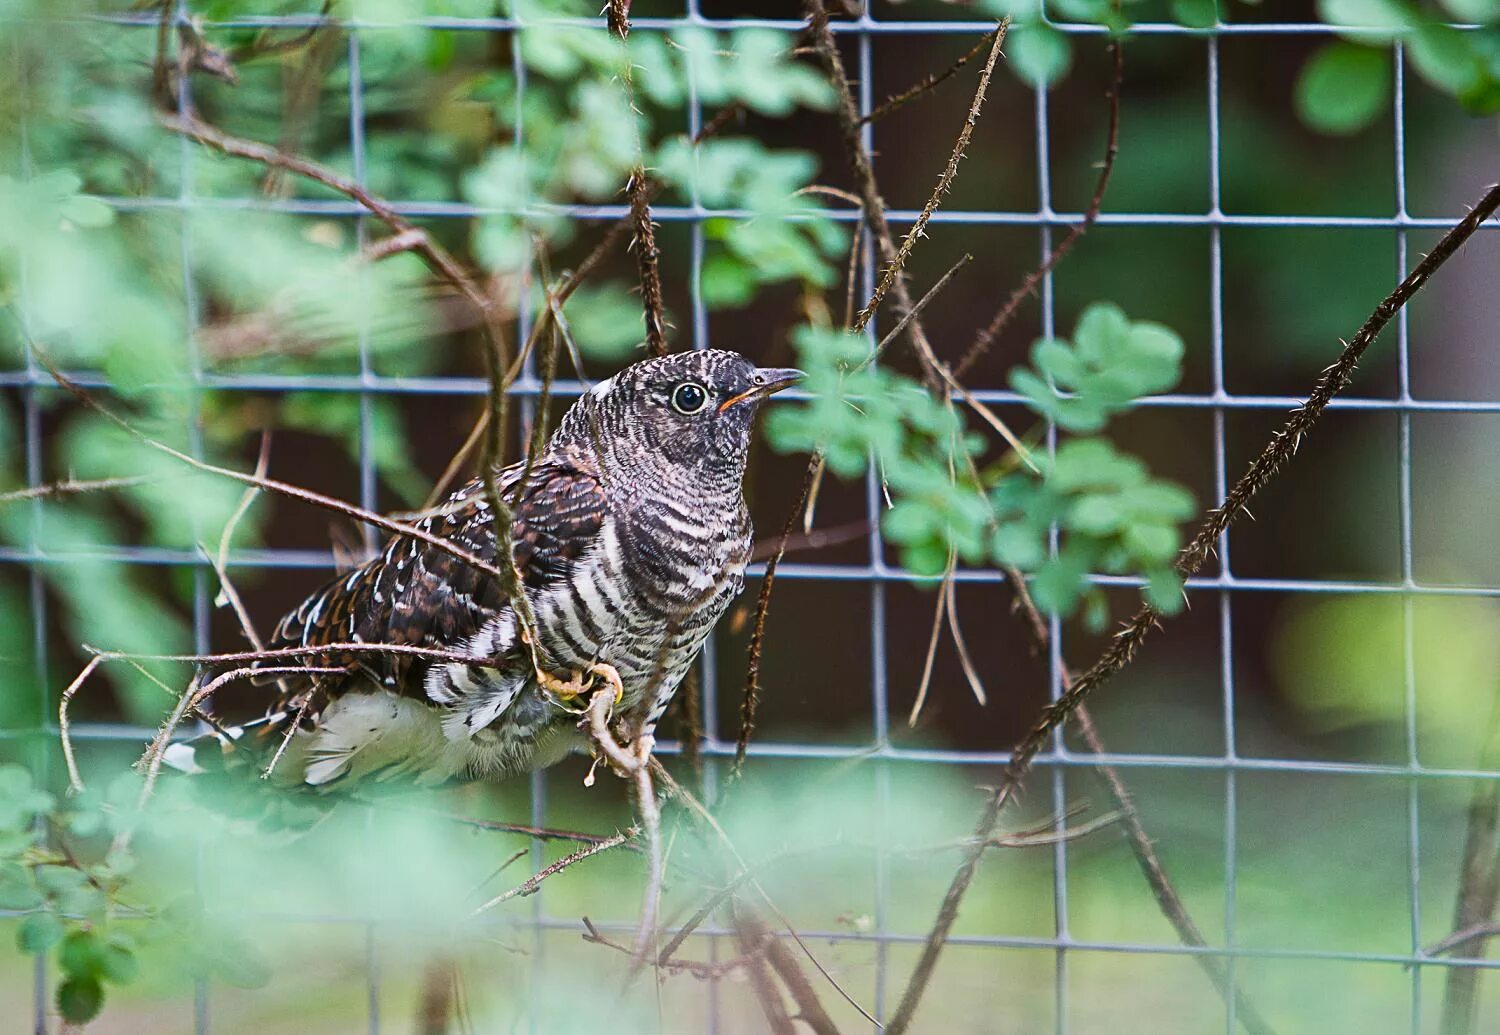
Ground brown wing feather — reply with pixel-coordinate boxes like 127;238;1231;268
258;455;606;713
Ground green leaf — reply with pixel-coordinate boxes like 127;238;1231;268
1068;494;1126;535
1031;552;1090;615
97;942;139;985
58;195;115;228
60;929;102;978
1145;569;1186;613
1408;25;1484;96
35;865;89;896
1170;0;1219;28
1436;0;1500;19
1294;43;1391;135
1008;26;1071;89
1082;589;1112;632
1459;71;1500;115
992;522;1045;570
1124;521;1180;563
0;862;42;909
1120;482;1196;521
17;911;65;954
1014;305;1185;430
0;763;35;802
1317;0;1415;36
56;976;104;1024
211;936;273;989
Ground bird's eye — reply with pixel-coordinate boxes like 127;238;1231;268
671;382;709;415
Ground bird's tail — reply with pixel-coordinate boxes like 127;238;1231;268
161;712;288;776
161;713;334;832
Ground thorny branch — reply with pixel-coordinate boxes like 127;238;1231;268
1004;569;1278;1035
953;38;1123;381
1439;684;1500;1033
0;475;155;506
628;169;670;358
804;0;965;368
887;182;1500;1034
735;6;1006;790
469;826;639;914
849;20;1007;334
858;24;1006;127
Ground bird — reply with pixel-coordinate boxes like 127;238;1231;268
167;350;802;791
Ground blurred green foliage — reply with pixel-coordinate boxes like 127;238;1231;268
767;304;1192;623
0;0;1496;1028
987;0;1500;131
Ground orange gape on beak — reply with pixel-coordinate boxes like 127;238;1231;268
717;367;804;412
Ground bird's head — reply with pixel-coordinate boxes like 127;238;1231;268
556;349;803;490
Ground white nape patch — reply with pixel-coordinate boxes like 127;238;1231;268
588;375;616;401
162;741;204;775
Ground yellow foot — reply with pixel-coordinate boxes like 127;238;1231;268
586;662;625;706
536;665;591;702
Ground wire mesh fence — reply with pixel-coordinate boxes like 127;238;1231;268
4;2;1500;1033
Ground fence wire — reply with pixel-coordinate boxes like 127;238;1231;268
6;3;1500;1034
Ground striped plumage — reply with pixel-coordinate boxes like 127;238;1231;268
171;350;800;790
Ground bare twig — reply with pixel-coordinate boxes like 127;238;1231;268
365;802;632;848
581;689;663;971
208;432;272;652
758;917;842;1035
993;568;1275;1032
803;0;973;380
160;112;501;351
583;917;767;978
84;642;485;667
38;356;516;587
416;957;456;1035
734;900;798;1035
944;577;987;708
469;826;639;914
953;39;1123;380
0;475;155;506
225;0;334;65
58;656;106;795
652;762;878;1027
628;170;670;358
732;458;817;782
908;556;953;727
151;0;173;105
1428;921;1500;961
848;19;1008;336
859;24;1005;126
607;0;631;39
886;182;1500;1035
1439;685;1500;1033
860;253;973;370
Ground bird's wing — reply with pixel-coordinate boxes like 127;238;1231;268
258;456;607;711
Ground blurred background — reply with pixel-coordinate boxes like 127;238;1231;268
2;0;1500;1031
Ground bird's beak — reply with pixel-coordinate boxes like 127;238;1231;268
718;367;805;412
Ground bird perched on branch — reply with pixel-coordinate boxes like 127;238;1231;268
167;350;801;789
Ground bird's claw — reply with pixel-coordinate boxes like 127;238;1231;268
538;661;624;716
586;662;625;706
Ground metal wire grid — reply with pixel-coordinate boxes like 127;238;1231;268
4;3;1499;1033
